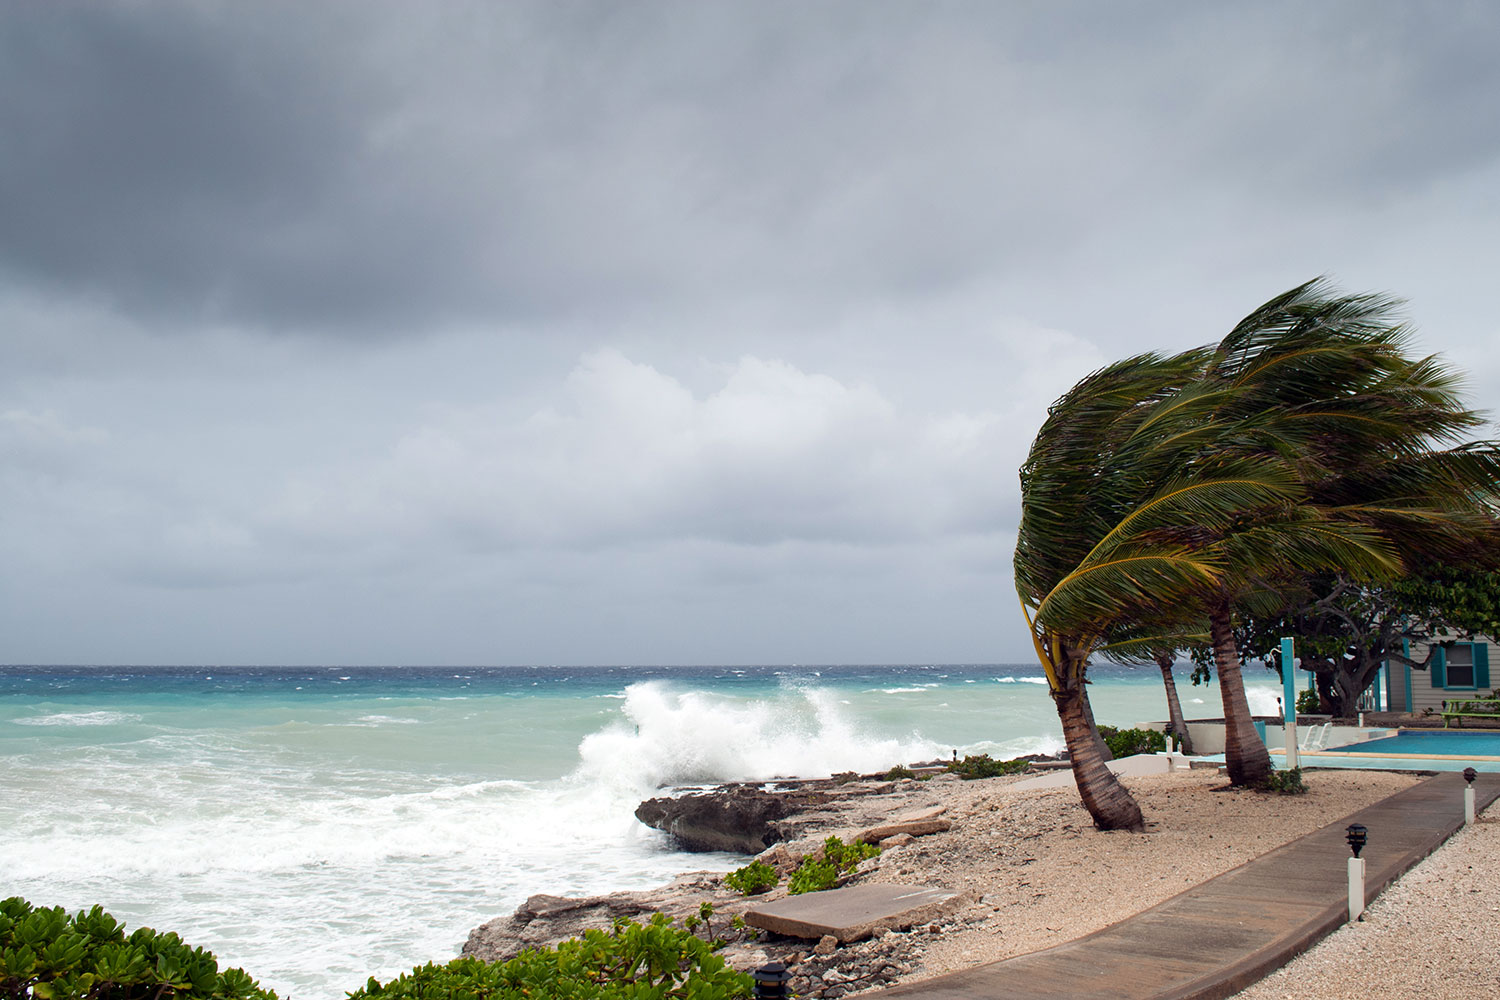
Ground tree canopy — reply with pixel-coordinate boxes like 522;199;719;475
1016;279;1500;816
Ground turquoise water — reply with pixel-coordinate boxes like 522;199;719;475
0;663;1282;998
1337;729;1500;759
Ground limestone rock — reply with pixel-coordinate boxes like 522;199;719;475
635;777;894;854
462;873;747;964
754;842;800;873
857;806;952;844
635;785;800;854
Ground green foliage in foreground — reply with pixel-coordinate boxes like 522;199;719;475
1295;689;1323;715
884;764;923;781
788;836;881;895
1262;768;1309;795
0;897;275;1000
1097;726;1167;758
944;754;1032;780
349;914;753;1000
723;861;778;896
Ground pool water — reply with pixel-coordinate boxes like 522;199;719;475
1334;729;1500;760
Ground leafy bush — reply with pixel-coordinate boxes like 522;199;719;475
787;857;839;895
1096;727;1167;758
723;861;778;896
944;754;1031;779
884;764;918;780
349;913;752;1000
1295;689;1323;714
0;897;276;1000
787;836;881;895
1263;767;1309;795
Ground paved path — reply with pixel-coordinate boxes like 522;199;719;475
880;771;1499;1000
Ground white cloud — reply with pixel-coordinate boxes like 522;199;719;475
263;350;1019;556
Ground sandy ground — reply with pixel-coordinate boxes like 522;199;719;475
828;767;1420;984
1229;798;1500;1000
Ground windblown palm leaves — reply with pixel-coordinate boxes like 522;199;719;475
1016;279;1500;813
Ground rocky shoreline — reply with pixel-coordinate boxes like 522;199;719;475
463;765;1420;998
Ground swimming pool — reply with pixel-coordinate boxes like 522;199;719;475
1323;729;1500;761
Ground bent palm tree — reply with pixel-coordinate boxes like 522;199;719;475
1016;350;1238;829
1188;282;1498;781
1017;279;1487;800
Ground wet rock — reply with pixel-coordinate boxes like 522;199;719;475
635;786;797;853
635;777;898;854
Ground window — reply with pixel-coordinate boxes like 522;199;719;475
1434;640;1491;691
1446;644;1476;688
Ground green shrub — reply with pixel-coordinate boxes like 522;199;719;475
787;836;881;895
787;857;839;895
1096;727;1167;758
884;764;917;780
0;897;276;1000
349;913;752;1000
1295;689;1322;714
723;861;778;896
944;754;1031;779
1263;767;1309;795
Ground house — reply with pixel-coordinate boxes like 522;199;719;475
1381;636;1496;713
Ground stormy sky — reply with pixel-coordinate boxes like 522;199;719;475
3;1;1498;666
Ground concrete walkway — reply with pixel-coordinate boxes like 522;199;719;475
879;771;1499;1000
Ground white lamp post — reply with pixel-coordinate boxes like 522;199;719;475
1346;823;1367;922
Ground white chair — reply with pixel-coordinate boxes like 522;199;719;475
1299;721;1332;753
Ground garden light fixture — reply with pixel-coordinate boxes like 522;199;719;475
752;962;793;999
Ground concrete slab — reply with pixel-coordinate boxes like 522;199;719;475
743;883;964;942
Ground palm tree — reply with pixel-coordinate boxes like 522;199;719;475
1186;281;1498;782
1017;279;1491;798
1016;349;1243;829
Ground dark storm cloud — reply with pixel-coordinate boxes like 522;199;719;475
4;1;1500;665
6;2;1500;338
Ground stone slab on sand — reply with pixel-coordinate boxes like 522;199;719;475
744;883;964;942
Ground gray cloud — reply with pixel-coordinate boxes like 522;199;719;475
6;2;1498;338
2;1;1498;665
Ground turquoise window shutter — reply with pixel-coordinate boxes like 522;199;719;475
1433;645;1447;688
1476;642;1491;691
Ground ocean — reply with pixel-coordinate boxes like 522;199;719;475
0;663;1284;998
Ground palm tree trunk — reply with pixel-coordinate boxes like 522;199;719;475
1053;655;1144;831
1155;653;1194;755
1079;681;1114;762
1209;600;1272;787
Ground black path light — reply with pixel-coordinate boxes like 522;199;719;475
1464;767;1479;825
752;961;793;999
1345;823;1367;858
1345;823;1368;921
